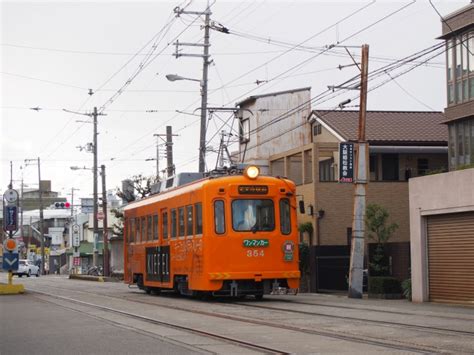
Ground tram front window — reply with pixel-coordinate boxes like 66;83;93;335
232;199;275;232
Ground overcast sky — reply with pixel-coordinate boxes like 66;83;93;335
1;0;467;202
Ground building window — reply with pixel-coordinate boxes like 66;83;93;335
313;124;322;136
381;154;399;181
417;158;429;176
304;150;313;183
240;118;250;142
270;158;285;177
319;158;335;182
369;154;378;181
447;31;474;105
288;152;303;185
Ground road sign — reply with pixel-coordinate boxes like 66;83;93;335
72;224;80;247
3;238;18;252
3;205;18;232
3;189;19;204
3;252;19;271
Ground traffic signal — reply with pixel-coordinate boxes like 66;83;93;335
53;201;71;209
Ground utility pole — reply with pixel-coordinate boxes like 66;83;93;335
92;107;99;268
166;126;175;177
155;139;160;179
173;2;211;173
348;44;369;299
62;106;105;268
154;126;178;178
25;158;45;275
101;165;109;277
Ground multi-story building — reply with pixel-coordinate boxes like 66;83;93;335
237;90;448;292
409;3;474;304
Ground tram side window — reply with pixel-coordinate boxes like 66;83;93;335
147;216;152;241
153;215;159;241
171;209;177;238
162;211;168;239
129;218;134;244
195;203;203;234
186;205;193;236
214;200;226;235
280;198;291;235
141;217;146;242
135;218;140;242
178;207;185;237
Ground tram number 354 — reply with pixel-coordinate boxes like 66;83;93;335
246;249;265;257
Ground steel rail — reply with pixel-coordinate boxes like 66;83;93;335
29;284;441;354
30;289;289;355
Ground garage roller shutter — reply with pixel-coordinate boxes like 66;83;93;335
427;212;474;303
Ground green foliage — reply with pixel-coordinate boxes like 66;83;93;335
366;204;398;244
299;243;310;275
366;204;398;277
368;276;401;295
298;222;314;235
401;278;412;300
456;163;474;171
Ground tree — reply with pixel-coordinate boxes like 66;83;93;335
112;174;158;237
365;204;398;276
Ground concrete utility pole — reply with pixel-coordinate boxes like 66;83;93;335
173;2;211;173
25;158;45;274
92;107;99;268
154;126;177;178
100;165;109;277
348;44;369;299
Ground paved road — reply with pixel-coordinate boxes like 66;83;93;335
1;273;473;354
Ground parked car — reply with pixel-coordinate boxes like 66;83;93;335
13;259;40;277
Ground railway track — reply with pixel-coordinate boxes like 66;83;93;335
27;283;457;354
232;301;474;337
31;289;290;355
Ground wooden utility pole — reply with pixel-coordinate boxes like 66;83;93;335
166;126;175;177
101;165;109;277
38;158;45;276
92;107;99;268
348;44;369;299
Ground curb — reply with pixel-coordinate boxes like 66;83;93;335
69;274;122;283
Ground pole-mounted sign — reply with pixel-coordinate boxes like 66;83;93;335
339;142;354;183
3;189;19;232
72;224;80;247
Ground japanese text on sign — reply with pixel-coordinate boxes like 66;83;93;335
339;142;354;183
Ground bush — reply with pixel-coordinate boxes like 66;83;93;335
401;278;412;300
368;276;401;295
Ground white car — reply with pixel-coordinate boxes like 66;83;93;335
13;259;40;277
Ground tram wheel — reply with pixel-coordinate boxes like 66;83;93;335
254;294;264;301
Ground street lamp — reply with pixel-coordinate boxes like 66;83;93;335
166;73;207;173
166;74;202;85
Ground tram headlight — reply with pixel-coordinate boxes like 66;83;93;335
244;165;260;179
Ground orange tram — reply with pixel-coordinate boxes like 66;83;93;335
123;166;300;299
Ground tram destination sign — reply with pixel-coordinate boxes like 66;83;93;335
238;185;268;195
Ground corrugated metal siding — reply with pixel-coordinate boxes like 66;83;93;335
427;212;474;303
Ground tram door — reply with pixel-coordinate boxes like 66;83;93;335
146;246;170;283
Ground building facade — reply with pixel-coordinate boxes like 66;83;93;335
409;3;474;304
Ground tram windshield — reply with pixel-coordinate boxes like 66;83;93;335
232;199;275;232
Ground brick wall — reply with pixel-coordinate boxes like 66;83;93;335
317;182;409;245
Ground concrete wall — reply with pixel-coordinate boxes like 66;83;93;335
409;168;474;303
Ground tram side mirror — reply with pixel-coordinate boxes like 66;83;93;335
299;201;305;214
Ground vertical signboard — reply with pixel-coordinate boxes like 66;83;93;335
339;142;354;183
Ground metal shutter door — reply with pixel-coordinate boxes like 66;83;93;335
427;212;474;303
